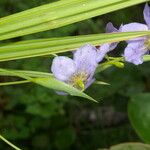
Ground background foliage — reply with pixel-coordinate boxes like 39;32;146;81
0;0;150;150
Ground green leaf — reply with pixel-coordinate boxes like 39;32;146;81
143;55;150;62
33;77;98;102
0;80;30;86
0;69;53;77
0;0;148;40
0;68;97;102
94;81;110;85
110;143;150;150
128;93;150;143
0;31;150;62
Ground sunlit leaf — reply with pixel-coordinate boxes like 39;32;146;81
0;31;150;62
143;55;150;62
0;0;148;40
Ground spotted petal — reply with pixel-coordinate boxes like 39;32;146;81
51;56;76;81
124;41;147;65
144;3;150;29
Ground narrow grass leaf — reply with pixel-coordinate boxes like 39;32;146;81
0;31;150;62
0;68;97;102
0;0;148;40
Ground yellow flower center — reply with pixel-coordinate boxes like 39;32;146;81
68;72;88;90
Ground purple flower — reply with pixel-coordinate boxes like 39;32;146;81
51;44;98;91
121;4;150;65
96;22;122;62
144;3;150;29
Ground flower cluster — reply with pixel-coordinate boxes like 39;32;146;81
51;4;150;92
122;4;150;65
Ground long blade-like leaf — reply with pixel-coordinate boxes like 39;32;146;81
0;69;53;77
0;0;148;40
0;68;97;102
0;80;30;86
33;77;98;102
0;31;150;62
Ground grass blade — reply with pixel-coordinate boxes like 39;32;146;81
0;80;30;86
0;135;21;150
0;31;150;62
0;0;148;40
0;68;97;102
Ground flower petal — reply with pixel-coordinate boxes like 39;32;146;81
106;22;118;33
97;40;119;63
96;43;110;62
56;91;68;95
123;41;147;65
98;22;120;61
121;23;148;32
73;44;98;87
51;56;76;81
118;24;123;32
73;44;98;75
144;4;150;28
85;78;95;89
121;23;148;42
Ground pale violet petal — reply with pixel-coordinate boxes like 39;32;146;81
144;4;150;28
96;42;118;63
56;91;68;95
121;23;148;32
109;42;118;51
96;43;110;62
51;56;76;81
106;22;118;33
118;24;123;32
73;44;98;75
121;23;148;42
106;22;123;33
85;78;95;89
97;22;120;63
123;41;147;65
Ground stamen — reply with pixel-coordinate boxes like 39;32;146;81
68;72;88;90
76;79;85;90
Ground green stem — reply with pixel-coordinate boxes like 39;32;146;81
0;134;22;150
96;57;124;73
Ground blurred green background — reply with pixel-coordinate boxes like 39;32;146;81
0;0;150;150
